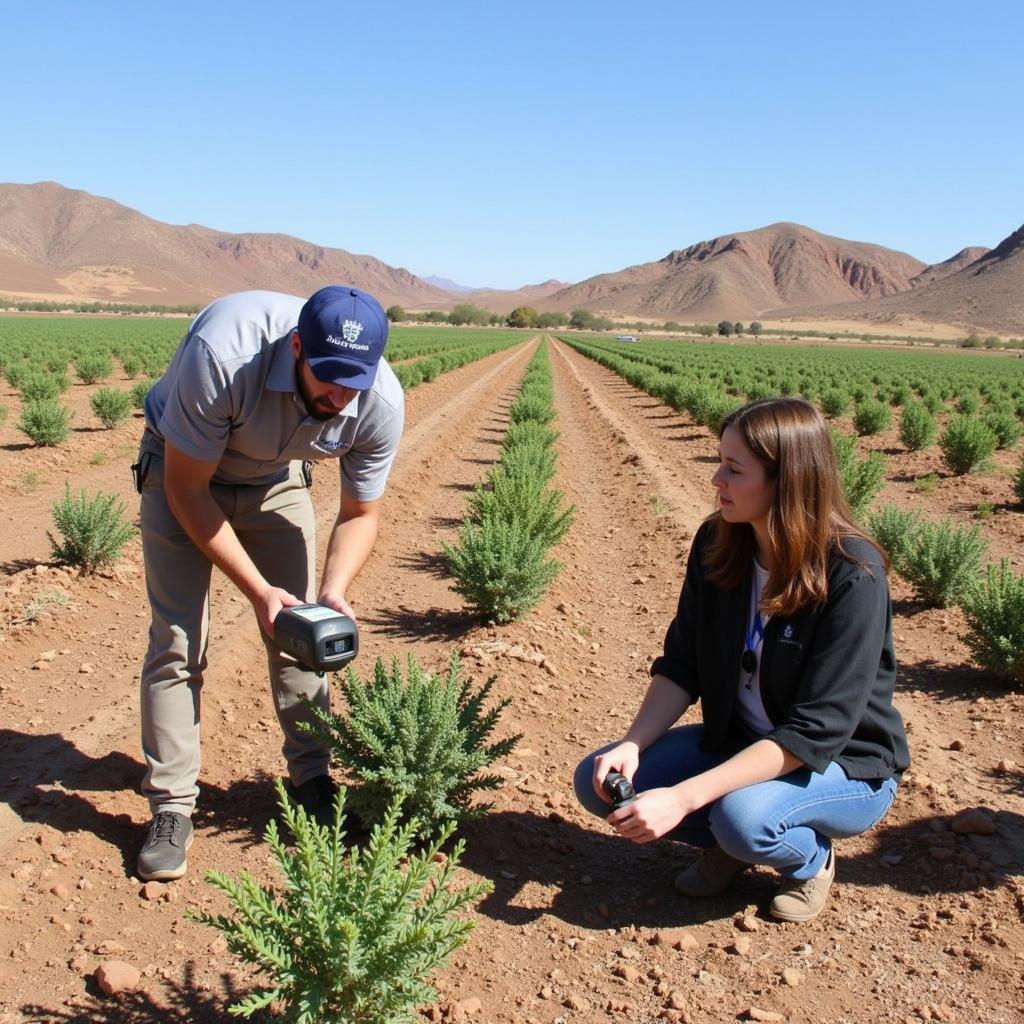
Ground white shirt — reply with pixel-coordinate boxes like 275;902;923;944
735;559;773;736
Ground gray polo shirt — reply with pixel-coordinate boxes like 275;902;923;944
144;290;404;498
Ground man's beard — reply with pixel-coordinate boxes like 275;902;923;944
296;355;343;421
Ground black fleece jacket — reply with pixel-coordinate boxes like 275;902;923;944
650;521;910;780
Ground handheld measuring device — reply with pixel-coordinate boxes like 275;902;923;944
273;604;359;674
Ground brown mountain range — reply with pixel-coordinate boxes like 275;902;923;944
538;223;929;321
0;181;451;309
779;226;1023;334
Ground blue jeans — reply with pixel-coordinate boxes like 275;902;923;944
573;724;898;880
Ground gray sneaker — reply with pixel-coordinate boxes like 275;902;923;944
137;811;193;881
674;845;749;897
284;774;339;829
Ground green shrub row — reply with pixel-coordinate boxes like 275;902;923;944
444;341;574;622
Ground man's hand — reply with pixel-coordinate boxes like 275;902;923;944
255;585;304;638
316;590;357;623
607;782;704;844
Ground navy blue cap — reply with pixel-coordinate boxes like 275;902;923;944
297;285;388;390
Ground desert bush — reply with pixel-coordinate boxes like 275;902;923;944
939;416;998;475
130;377;157;409
508;391;554;426
853;399;892;436
469;470;574;550
48;484;135;573
898;401;936;451
983;409;1022;450
119;353;141;377
868;505;921;574
901;518;986;608
820;389;851;418
956;391;980;415
832;431;886;521
3;361;28;390
19;372;67;402
445;514;561;623
19;400;72;446
960;559;1024;686
921;392;943;414
700;394;742;434
0;403;7;426
89;387;133;428
190;780;490;1024
74;353;114;385
1015;453;1024;505
304;652;519;839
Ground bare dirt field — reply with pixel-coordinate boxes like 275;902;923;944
1;339;1022;1024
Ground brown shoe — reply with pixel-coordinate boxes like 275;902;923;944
769;847;836;922
674;845;748;897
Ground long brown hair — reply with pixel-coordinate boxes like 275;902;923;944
703;397;884;616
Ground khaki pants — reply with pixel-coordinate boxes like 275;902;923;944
136;433;329;816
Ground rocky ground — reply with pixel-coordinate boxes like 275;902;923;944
0;338;1022;1023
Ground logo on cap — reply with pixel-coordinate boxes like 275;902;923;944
341;320;364;343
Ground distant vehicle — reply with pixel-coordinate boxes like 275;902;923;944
615;334;640;343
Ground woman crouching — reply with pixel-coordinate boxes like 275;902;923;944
573;397;909;921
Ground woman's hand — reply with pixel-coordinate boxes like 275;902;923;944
608;781;706;844
592;741;640;804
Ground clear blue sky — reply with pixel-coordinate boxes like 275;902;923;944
3;1;1021;289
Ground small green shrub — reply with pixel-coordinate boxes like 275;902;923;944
0;404;7;427
939;416;999;475
19;400;72;446
469;470;574;549
508;392;554;426
983;409;1022;450
19;372;67;402
960;559;1024;686
700;394;742;434
74;353;114;385
444;514;561;623
868;505;920;574
48;484;135;573
305;653;519;839
120;354;141;378
1015;453;1024;505
820;389;851;418
956;391;980;415
190;780;491;1024
898;401;936;451
853;399;892;436
130;377;157;409
901;518;987;608
832;431;886;521
89;387;133;428
914;473;939;495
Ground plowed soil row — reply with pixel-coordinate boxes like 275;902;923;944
0;338;1022;1024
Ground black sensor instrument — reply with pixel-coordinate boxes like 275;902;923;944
273;604;359;674
602;770;637;810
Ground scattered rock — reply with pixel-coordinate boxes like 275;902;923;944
538;985;553;1000
666;990;687;1010
78;663;95;674
95;960;140;996
652;927;698;950
728;937;752;956
746;1009;785;1022
563;993;588;1011
947;739;965;751
736;914;760;933
140;881;165;901
50;883;70;900
994;758;1016;774
613;965;641;983
951;808;995;836
781;967;802;987
452;996;482;1020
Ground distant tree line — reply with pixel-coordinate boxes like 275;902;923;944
1;297;201;315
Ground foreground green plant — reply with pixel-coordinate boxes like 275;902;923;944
305;653;519;839
898;401;936;452
960;559;1024;687
48;484;135;573
1015;453;1024;506
868;505;921;575
832;431;886;521
190;781;491;1024
74;353;113;385
901;518;987;608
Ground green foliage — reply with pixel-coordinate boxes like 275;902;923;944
89;387;133;428
1015;453;1024;506
130;377;157;409
74;353;114;384
448;303;493;326
189;780;491;1024
569;308;612;331
0;403;7;427
914;472;939;495
960;559;1024;686
749;321;763;336
853;398;892;436
19;399;72;446
832;431;886;521
901;518;987;608
508;391;554;426
385;304;406;323
120;353;141;377
983;408;1022;450
868;505;921;574
445;513;562;623
48;484;135;573
961;334;983;349
898;400;936;451
306;653;519;839
535;311;568;329
19;371;67;402
506;306;537;329
956;391;981;414
939;416;999;475
717;320;734;337
820;388;851;418
469;470;573;550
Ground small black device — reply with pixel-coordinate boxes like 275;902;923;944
602;770;637;810
273;604;359;674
